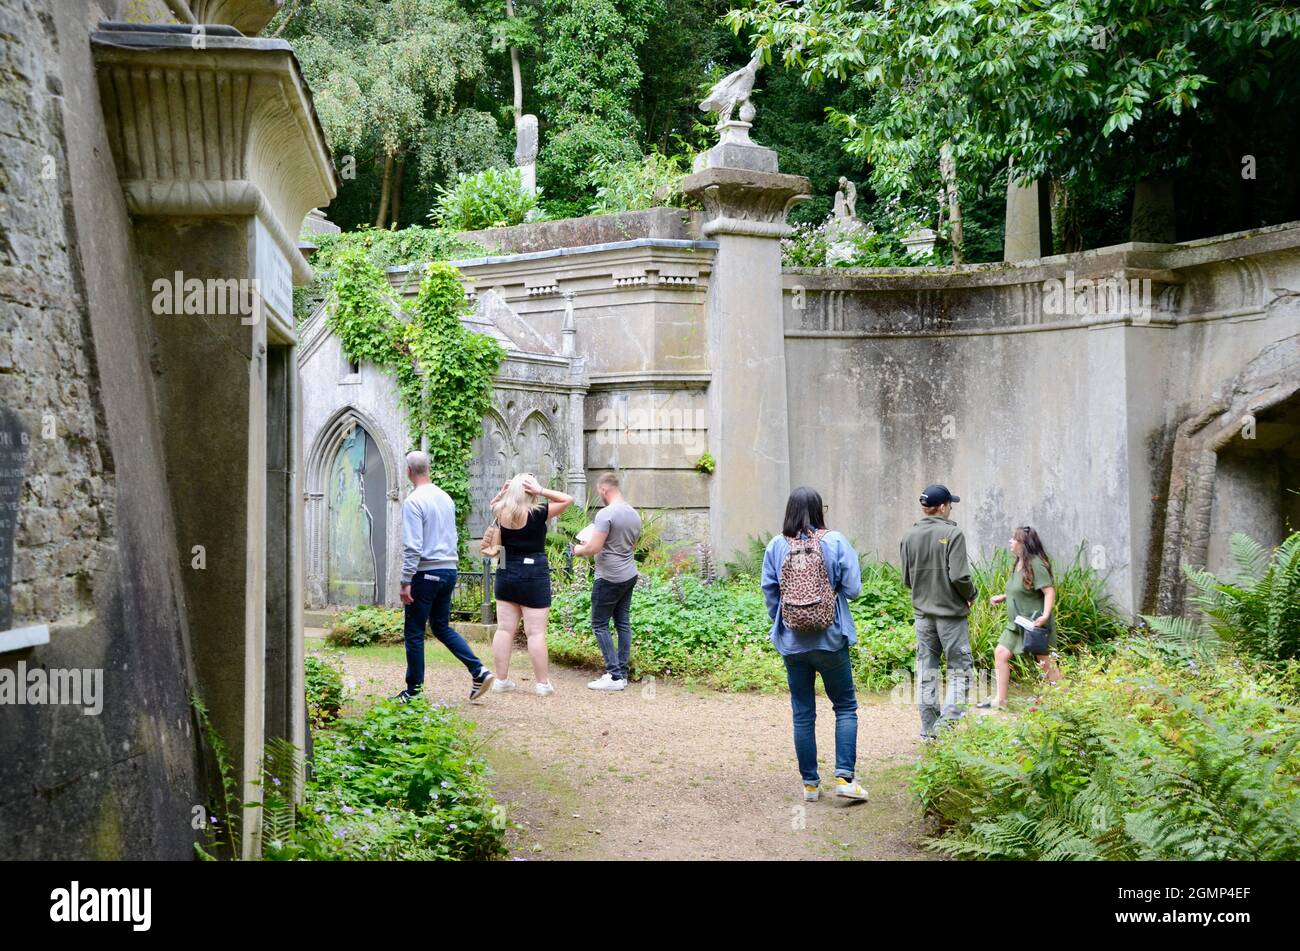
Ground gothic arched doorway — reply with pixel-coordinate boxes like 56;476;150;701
325;423;387;605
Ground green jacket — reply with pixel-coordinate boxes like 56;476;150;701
900;516;977;617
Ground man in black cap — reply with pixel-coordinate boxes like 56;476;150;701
900;484;978;739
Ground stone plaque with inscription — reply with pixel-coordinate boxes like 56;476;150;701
0;407;30;632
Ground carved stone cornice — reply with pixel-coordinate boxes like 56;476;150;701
91;28;338;285
186;1;284;35
680;167;811;239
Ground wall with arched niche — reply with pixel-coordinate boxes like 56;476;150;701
467;398;565;536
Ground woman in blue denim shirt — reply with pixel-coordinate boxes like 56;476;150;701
761;486;869;803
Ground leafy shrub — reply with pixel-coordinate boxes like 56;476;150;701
1146;531;1300;664
847;559;915;689
547;574;785;691
310;225;490;272
305;653;347;728
537;119;641;208
722;535;769;579
431;166;541;231
548;543;1128;694
913;639;1300;860
588;151;691;214
294;225;490;321
781;219;921;268
327;605;404;647
294;698;507;860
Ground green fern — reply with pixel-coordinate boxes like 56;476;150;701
259;738;305;859
1149;532;1300;665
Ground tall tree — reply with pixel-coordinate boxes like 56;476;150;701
534;0;655;204
281;0;496;228
729;0;1300;245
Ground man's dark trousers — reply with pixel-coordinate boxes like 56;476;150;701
403;568;483;693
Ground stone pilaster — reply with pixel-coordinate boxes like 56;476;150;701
681;125;809;562
92;23;336;857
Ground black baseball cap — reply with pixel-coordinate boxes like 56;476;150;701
919;484;960;506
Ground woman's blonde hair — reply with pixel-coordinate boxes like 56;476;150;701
492;473;545;528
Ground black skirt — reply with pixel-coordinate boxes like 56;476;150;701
494;552;552;609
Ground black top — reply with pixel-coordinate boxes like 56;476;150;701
499;505;548;556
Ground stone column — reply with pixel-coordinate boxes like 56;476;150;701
682;122;809;563
560;292;589;504
93;22;336;857
515;114;539;195
1004;173;1052;261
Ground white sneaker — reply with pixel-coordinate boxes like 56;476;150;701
587;673;627;691
535;681;555;697
834;778;869;801
491;678;517;693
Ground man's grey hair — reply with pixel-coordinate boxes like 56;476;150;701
405;450;430;476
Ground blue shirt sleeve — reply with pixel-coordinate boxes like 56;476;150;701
835;534;862;600
761;536;782;621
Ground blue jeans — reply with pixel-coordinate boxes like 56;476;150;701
403;569;484;692
782;646;858;785
591;575;637;680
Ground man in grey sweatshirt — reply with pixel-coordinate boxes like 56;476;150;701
397;451;494;702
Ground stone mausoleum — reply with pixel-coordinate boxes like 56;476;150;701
1;0;1296;862
1;0;336;859
303;158;1299;621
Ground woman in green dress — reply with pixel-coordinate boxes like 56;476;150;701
978;526;1061;710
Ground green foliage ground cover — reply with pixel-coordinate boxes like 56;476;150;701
290;698;508;860
327;604;406;647
914;639;1300;860
544;544;1128;693
305;653;347;728
916;531;1300;860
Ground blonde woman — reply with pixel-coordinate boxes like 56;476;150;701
488;474;572;695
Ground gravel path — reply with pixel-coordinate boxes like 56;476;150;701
313;632;939;861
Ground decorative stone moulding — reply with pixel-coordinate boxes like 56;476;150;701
610;265;700;289
526;280;560;297
91;25;338;287
170;0;285;36
680;167;811;239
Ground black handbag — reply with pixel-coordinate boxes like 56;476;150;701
1023;613;1050;655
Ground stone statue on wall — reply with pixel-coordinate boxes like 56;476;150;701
699;55;762;126
825;177;868;265
833;176;857;219
514;113;538;195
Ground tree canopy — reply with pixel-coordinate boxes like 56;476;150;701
728;0;1300;249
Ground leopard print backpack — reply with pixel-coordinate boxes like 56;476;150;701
779;530;837;633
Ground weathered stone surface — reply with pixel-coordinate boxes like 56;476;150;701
0;407;29;632
189;0;284;36
461;207;701;255
0;0;204;861
514;113;538;166
1003;176;1044;262
781;227;1300;613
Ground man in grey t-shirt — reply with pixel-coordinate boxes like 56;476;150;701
573;471;642;690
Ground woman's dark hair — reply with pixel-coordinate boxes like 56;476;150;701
783;486;827;538
1013;526;1054;590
